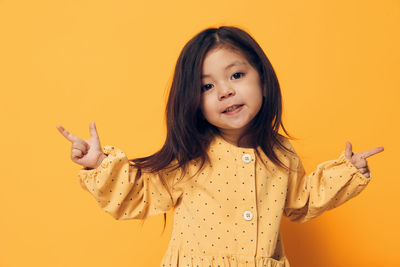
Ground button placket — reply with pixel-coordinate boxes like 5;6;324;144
239;151;256;223
236;149;258;256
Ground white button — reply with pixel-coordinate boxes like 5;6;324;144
243;210;253;221
242;153;252;163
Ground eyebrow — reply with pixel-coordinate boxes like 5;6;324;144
201;61;247;79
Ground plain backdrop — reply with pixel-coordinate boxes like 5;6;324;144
0;0;398;266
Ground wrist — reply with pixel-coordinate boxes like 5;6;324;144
95;153;107;168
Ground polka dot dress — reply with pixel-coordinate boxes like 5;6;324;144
78;134;372;267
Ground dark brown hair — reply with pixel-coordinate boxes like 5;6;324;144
129;25;297;233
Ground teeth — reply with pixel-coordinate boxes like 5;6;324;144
225;105;241;113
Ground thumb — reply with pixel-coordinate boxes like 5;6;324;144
89;121;100;140
344;141;353;159
89;121;101;146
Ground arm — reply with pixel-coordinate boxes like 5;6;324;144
78;145;183;220
283;140;372;223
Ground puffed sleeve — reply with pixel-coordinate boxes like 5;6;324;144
78;145;183;220
283;140;372;223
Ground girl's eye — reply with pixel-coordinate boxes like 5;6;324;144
201;72;244;92
201;84;213;92
232;72;244;79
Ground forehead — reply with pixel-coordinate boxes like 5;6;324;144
201;48;249;78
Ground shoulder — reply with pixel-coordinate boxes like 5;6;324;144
274;134;295;153
273;135;300;165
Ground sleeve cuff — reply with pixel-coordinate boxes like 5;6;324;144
337;150;372;184
78;145;122;180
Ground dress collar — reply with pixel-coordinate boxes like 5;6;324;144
210;133;259;155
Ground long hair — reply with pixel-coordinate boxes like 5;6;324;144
129;25;297;233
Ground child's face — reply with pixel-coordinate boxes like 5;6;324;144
200;47;263;139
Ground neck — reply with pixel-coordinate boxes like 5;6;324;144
218;129;252;148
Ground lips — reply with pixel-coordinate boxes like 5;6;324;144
222;104;244;113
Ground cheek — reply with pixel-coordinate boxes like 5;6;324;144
249;88;263;113
200;95;214;116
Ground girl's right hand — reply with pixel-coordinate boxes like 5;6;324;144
56;121;107;169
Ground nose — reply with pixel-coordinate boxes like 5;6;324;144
218;84;235;101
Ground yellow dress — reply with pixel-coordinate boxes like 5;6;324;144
78;134;372;267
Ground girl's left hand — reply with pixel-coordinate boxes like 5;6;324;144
344;141;384;178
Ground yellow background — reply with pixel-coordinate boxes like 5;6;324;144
0;0;398;266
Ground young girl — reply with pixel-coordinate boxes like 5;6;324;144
57;26;383;267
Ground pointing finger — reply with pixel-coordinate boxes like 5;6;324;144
360;147;384;159
56;125;79;143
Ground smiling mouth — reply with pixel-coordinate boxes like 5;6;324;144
222;104;244;113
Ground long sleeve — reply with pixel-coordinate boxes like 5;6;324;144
78;145;183;220
283;141;372;223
